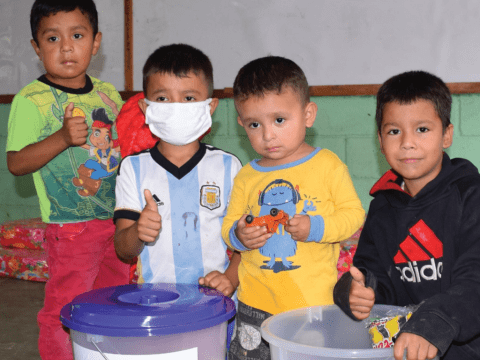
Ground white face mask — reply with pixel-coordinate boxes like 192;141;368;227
144;98;213;146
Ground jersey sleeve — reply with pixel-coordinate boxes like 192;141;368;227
113;158;143;221
320;159;365;243
6;94;44;152
221;168;249;251
230;157;242;185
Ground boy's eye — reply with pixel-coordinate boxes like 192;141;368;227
387;129;400;135
184;96;195;102
275;117;285;124
73;33;83;40
48;36;58;42
417;127;429;133
249;122;260;129
155;96;168;102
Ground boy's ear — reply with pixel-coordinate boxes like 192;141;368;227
443;124;454;149
304;101;318;128
138;98;148;115
237;116;244;127
31;39;41;60
92;32;102;56
209;98;219;115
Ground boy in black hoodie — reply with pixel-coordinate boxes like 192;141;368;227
334;70;480;360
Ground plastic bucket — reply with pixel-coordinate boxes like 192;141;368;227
61;283;236;360
261;304;439;360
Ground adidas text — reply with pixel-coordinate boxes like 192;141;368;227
396;258;443;283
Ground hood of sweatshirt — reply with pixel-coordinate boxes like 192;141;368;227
369;153;479;209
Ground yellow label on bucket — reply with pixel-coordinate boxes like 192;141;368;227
368;313;412;349
73;343;199;359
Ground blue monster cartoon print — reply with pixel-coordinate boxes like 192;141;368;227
257;179;316;273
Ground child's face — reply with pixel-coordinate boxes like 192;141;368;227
31;9;102;89
139;71;218;115
378;99;453;196
90;127;111;150
236;87;317;167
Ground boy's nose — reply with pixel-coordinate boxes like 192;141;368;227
61;39;74;52
262;126;276;141
400;132;415;149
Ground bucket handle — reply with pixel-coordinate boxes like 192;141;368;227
91;340;110;360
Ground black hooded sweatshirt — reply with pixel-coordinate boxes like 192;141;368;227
334;154;480;359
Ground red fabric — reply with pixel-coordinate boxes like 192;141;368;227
0;247;48;282
337;242;358;279
336;223;363;279
116;92;159;158
37;219;130;360
0;218;46;250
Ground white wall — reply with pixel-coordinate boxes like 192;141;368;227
0;0;124;94
3;0;480;94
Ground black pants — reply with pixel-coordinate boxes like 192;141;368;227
228;301;272;360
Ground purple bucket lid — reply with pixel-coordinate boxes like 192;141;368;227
60;283;236;337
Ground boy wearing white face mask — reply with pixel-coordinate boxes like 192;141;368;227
113;44;242;299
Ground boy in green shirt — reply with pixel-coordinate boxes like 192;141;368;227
6;1;130;358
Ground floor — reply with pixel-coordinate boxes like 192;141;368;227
0;277;44;360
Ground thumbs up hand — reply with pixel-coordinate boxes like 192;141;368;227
60;102;88;147
136;189;162;243
349;266;375;320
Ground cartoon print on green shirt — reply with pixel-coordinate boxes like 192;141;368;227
257;179;316;273
48;88;121;198
74;108;120;197
44;87;121;217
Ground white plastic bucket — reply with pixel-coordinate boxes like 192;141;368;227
261;304;439;360
61;283;236;360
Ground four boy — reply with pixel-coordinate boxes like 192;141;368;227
6;1;480;360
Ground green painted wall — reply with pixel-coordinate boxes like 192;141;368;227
1;93;479;223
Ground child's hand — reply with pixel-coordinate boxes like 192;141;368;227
136;189;162;243
61;102;88;146
235;214;272;250
199;271;235;297
349;266;375;320
393;333;438;360
285;214;310;242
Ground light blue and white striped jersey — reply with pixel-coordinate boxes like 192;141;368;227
114;143;242;284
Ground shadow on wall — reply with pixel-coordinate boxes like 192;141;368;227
87;46;105;80
14;174;36;198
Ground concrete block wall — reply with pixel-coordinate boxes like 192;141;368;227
0;103;42;223
1;93;479;223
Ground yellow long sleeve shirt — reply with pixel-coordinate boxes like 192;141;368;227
222;148;365;314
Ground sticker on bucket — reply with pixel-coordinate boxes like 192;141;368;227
73;343;198;360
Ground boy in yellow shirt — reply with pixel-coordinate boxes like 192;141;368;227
222;56;365;359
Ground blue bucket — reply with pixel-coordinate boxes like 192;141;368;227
61;283;236;359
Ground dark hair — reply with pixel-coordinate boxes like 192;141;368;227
30;0;98;45
376;70;451;132
233;56;309;105
142;44;214;96
91;108;113;126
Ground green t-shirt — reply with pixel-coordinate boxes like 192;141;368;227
6;75;124;223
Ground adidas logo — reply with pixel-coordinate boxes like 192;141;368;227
394;219;443;283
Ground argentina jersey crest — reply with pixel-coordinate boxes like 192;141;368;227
200;184;221;210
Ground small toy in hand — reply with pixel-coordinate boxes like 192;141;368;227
245;208;289;234
368;312;412;349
